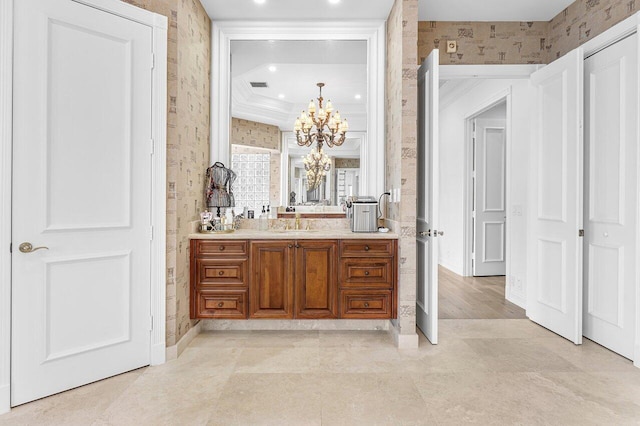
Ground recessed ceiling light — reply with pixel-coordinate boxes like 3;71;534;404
355;94;362;100
268;65;277;72
328;0;341;4
254;0;266;4
278;94;285;99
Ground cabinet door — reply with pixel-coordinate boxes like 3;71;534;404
249;241;295;319
295;240;338;319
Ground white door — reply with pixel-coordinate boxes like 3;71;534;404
473;118;507;277
12;0;153;405
416;50;439;344
527;48;584;344
584;33;638;360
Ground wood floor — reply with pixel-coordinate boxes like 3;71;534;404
438;266;527;319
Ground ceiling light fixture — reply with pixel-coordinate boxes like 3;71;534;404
268;65;277;72
328;0;341;4
254;0;266;4
278;94;285;99
303;147;331;190
354;94;361;100
294;82;348;150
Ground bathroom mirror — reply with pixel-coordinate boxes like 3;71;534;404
210;21;386;209
229;39;367;208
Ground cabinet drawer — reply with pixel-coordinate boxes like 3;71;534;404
340;257;393;288
340;239;395;257
193;290;247;319
340;290;392;319
196;258;247;287
195;240;247;257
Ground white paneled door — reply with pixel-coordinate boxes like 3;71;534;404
473;118;506;277
527;48;584;344
12;0;153;405
584;33;638;360
416;50;439;344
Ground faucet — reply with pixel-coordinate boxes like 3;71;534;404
295;213;301;230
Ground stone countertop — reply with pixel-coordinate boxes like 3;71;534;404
189;229;398;240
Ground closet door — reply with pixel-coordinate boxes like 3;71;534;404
584;33;638;360
527;48;584;345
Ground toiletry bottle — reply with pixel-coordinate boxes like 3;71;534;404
266;204;271;218
259;205;268;231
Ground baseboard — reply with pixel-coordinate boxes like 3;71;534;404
389;323;419;349
506;286;526;309
438;261;463;276
0;384;9;415
150;342;166;366
165;321;202;361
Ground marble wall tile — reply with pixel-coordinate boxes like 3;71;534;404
231;117;281;151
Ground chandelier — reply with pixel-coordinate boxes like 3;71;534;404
294;82;348;149
303;147;331;190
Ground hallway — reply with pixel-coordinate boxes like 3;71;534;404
438;266;526;320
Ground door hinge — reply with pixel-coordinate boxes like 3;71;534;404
150;315;154;331
150;138;155;155
579;229;584;237
151;53;155;69
9;243;12;253
149;226;154;241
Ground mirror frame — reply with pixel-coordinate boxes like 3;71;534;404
210;21;386;198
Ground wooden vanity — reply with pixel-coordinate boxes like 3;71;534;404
189;231;398;320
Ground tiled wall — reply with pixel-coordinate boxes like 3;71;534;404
418;21;548;65
120;0;210;347
547;0;639;61
385;0;419;342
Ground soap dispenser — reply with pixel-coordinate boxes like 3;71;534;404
259;205;268;231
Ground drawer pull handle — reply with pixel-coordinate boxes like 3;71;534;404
364;302;370;308
219;246;225;251
364;271;370;276
217;302;224;308
364;245;370;251
218;271;224;276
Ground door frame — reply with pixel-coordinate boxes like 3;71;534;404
0;0;168;413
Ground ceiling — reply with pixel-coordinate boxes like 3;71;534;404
201;0;574;22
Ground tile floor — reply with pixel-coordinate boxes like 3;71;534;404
1;320;640;425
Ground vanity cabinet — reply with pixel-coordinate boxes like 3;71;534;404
190;240;249;319
190;237;396;320
338;239;397;319
249;239;338;319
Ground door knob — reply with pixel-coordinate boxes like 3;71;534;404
435;230;444;236
19;242;49;253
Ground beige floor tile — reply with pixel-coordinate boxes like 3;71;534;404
319;346;403;373
207;373;322;426
319;373;436;426
188;330;252;348
438;319;553;339
413;371;640;425
463;338;581;372
234;346;320;373
536;337;636;372
0;368;144;426
396;338;493;374
318;330;395;348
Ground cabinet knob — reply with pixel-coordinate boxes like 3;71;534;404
288;244;293;249
219;246;225;251
295;244;300;248
217;302;224;308
364;245;370;251
364;271;370;276
364;302;369;308
218;271;224;276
